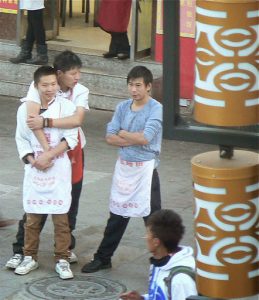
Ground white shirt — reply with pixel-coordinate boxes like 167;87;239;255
22;81;90;148
20;0;44;10
16;96;78;160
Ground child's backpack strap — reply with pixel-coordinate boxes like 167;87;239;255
164;266;196;300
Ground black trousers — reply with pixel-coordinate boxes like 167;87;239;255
94;169;161;264
109;32;130;55
26;9;46;46
12;151;84;254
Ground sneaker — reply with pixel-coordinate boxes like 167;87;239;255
55;259;74;280
5;254;23;269
69;251;78;264
81;258;112;273
14;256;38;275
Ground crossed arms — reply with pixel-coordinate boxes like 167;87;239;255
106;130;149;147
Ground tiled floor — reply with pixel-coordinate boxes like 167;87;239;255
48;1;133;56
48;11;110;55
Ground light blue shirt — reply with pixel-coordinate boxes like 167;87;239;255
106;98;163;165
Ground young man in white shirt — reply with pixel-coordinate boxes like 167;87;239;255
14;65;78;279
6;50;89;269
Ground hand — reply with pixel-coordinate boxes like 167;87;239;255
120;291;143;300
118;130;127;137
27;114;44;130
33;152;53;171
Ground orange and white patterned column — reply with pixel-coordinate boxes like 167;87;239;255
194;0;258;126
191;150;259;298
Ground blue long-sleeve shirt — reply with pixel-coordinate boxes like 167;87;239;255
106;98;163;165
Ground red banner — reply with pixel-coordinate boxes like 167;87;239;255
156;0;195;38
180;0;195;38
0;0;18;14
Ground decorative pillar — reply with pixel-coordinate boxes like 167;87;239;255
192;150;258;299
191;0;259;298
194;0;258;126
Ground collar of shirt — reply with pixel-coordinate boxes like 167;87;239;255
57;88;73;100
40;96;56;110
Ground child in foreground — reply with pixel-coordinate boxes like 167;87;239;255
120;209;197;300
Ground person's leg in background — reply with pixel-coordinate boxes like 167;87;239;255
103;33;118;58
103;32;130;59
26;9;48;65
9;11;34;64
69;178;83;250
67;149;84;262
116;32;130;59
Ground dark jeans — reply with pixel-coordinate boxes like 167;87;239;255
26;9;46;46
13;151;84;254
94;169;161;264
109;32;130;55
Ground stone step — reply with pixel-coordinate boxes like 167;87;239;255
0;41;163;111
0;78;123;111
0;41;162;78
0;58;128;95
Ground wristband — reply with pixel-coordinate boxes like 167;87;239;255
43;118;51;128
48;118;53;128
43;117;48;128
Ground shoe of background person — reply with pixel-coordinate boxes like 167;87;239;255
26;44;48;65
103;52;117;58
14;256;38;275
81;258;112;273
0;219;16;228
9;40;32;64
69;251;78;264
55;259;74;280
5;254;23;269
117;53;130;60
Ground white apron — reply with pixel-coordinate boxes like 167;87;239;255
109;158;155;217
23;104;72;214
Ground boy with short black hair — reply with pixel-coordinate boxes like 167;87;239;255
6;50;89;269
81;65;162;273
14;65;78;279
120;209;197;300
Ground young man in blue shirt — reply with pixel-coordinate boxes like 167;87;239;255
81;65;163;273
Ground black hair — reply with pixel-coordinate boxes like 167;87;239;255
34;66;57;85
53;50;82;72
127;66;153;86
146;209;185;253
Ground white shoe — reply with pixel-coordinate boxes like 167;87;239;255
69;251;78;264
14;256;38;275
55;259;74;280
5;254;23;269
